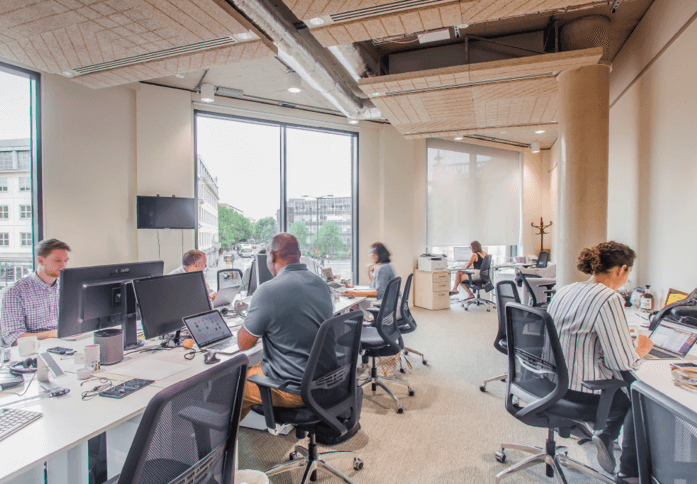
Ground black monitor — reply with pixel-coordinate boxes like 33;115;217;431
137;195;196;229
133;271;212;340
58;261;164;348
247;253;274;297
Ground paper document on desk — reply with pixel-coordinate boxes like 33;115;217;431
110;360;189;381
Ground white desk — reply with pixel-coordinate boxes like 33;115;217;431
0;335;262;484
333;295;366;315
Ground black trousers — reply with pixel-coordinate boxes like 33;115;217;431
564;387;637;477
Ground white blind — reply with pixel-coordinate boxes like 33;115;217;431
426;139;522;247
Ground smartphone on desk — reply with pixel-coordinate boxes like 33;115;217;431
671;362;697;368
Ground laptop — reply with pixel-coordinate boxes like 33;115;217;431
645;320;697;360
182;309;240;354
212;286;240;308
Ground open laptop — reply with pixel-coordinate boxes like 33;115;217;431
212;286;240;309
182;309;240;355
646;319;697;360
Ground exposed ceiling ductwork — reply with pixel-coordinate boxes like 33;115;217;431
227;0;382;120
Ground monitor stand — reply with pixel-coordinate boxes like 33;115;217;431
120;281;143;350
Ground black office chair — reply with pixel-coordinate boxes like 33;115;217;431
495;303;628;484
536;251;550;268
106;354;248;484
480;280;520;392
515;267;556;308
462;254;496;311
632;380;697;484
217;269;244;291
359;277;414;413
248;311;365;484
396;273;428;369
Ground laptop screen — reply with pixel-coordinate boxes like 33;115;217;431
184;310;232;348
650;320;697;356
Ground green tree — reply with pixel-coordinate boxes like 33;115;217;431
317;221;344;257
218;206;253;249
288;221;309;250
254;216;277;244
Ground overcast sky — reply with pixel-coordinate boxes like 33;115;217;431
0;71;30;141
196;115;353;221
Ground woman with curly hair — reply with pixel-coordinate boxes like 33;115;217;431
547;241;653;483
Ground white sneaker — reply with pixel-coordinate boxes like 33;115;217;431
592;435;616;474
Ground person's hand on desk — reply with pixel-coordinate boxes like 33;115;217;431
635;334;654;359
15;329;57;343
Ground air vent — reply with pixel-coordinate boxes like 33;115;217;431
73;37;237;75
330;0;454;23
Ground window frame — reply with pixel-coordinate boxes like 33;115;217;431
193;110;360;281
0;233;7;246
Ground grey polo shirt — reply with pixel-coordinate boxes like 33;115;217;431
243;263;333;394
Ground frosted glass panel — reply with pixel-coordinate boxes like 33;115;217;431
427;139;521;247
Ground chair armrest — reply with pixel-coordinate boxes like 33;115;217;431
582;379;629;431
366;307;380;315
247;374;290;430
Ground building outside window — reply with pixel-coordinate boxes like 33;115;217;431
20;205;30;219
0;206;7;219
0;234;8;246
20;233;31;246
18;177;30;191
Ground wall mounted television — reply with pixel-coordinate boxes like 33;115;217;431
137;196;196;229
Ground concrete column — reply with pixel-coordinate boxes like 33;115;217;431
556;63;610;286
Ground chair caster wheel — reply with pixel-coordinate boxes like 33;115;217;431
464;307;469;311
479;385;486;392
487;308;491;312
353;458;363;470
495;451;506;463
396;405;403;414
422;359;428;365
403;350;409;355
400;368;406;373
290;451;299;460
408;388;415;396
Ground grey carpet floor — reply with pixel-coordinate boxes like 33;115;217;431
238;302;621;483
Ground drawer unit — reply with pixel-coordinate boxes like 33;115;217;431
414;270;451;310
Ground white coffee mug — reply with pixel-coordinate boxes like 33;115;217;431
17;336;40;357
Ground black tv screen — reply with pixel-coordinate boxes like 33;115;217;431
137;196;196;229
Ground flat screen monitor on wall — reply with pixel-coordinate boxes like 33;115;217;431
137;196;196;229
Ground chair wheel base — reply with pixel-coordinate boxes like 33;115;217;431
397;405;403;414
403;350;409;355
408;388;415;396
353;458;363;470
479;385;486;392
399;368;406;373
495;451;506;463
422;360;427;365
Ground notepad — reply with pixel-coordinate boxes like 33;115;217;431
110;360;189;381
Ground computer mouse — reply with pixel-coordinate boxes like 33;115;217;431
204;352;220;365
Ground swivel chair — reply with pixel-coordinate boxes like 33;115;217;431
480;280;519;392
495;303;629;484
462;254;496;311
396;273;428;369
515;267;556;308
217;268;243;291
106;355;248;484
248;311;365;484
359;277;415;413
632;380;697;484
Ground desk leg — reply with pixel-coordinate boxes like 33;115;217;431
46;441;88;484
4;463;44;484
106;414;143;479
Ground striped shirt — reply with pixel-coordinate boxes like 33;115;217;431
0;273;60;346
547;282;639;394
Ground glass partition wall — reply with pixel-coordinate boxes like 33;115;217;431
195;112;358;286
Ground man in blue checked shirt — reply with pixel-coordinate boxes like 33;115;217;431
1;239;70;346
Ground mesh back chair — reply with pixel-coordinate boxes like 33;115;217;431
536;251;550;268
515;267;556;308
632;381;697;484
107;354;248;484
359;277;415;413
480;281;520;392
396;274;428;369
462;254;496;311
248;311;365;484
495;303;628;484
217;269;243;292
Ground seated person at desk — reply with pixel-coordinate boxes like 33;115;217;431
236;233;333;420
169;249;216;300
547;241;653;483
449;241;486;298
356;242;396;319
0;239;70;346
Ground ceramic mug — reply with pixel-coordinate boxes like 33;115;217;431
17;336;40;357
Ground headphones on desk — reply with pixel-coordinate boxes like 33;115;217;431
9;357;38;375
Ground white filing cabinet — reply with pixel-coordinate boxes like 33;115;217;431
414;270;450;310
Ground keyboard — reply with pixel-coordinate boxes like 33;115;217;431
328;282;343;289
99;379;154;399
649;348;677;359
0;408;42;442
207;338;239;353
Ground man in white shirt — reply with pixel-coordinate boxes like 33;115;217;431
168;250;216;299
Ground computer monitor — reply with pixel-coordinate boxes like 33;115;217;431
58;261;164;349
133;271;212;340
247;253;274;297
453;247;472;261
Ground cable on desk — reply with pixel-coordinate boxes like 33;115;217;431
81;378;114;401
15;371;36;397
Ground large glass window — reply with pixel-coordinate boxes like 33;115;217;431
195;111;358;285
0;63;41;290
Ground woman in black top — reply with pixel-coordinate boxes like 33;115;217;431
450;241;487;298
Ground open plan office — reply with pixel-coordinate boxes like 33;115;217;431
0;0;696;483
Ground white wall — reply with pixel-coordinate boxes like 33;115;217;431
608;2;697;302
523;148;553;258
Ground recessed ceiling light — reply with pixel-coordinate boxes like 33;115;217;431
237;32;253;41
348;119;359;125
309;17;325;26
500;131;506;134
62;71;74;77
454;136;463;141
287;72;302;93
288;87;302;93
175;73;185;78
530;141;540;153
535;130;545;134
457;23;469;29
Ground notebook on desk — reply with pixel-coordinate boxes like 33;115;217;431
645;320;697;360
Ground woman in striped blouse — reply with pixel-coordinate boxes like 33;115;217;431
547;241;653;483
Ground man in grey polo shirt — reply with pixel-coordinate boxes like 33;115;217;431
237;233;333;420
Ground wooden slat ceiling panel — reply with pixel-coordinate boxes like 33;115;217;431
297;0;596;47
0;0;276;87
403;124;558;149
